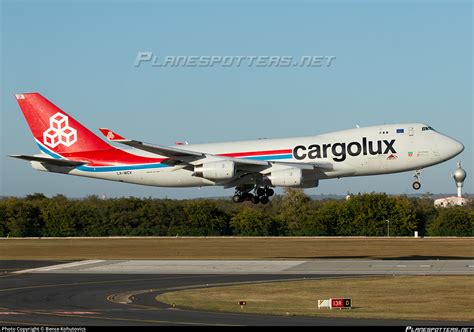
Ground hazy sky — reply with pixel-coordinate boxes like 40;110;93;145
1;0;472;199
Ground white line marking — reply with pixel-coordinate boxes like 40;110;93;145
13;260;105;274
53;311;98;315
0;312;24;315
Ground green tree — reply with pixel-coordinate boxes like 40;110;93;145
278;188;311;235
387;196;418;236
304;201;339;236
4;198;43;236
427;207;473;236
230;207;281;235
0;201;8;236
182;201;230;236
410;197;438;236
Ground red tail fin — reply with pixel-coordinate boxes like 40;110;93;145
15;93;112;154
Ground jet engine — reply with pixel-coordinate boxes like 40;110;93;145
268;168;303;187
267;167;319;188
194;160;236;181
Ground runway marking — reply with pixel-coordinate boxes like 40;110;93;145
17;309;236;326
0;274;218;293
0;312;24;315
13;260;105;274
0;319;59;326
0;304;236;326
52;311;98;315
107;275;361;314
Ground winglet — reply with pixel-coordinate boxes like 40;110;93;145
99;128;128;142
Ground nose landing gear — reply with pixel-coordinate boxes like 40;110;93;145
412;169;422;190
233;185;274;204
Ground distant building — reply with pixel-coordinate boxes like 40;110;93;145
434;196;469;207
434;161;470;208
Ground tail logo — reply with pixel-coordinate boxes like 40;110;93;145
43;113;78;148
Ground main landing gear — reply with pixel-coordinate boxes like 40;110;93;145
412;169;422;190
233;186;274;204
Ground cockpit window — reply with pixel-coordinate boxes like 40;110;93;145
422;126;436;131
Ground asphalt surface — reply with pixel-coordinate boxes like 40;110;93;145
0;261;472;326
16;258;474;275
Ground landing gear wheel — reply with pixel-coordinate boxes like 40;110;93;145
260;196;269;204
412;169;422;191
251;195;260;204
265;188;274;197
412;181;421;190
232;194;243;203
256;187;266;197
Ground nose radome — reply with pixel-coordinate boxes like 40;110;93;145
450;138;464;156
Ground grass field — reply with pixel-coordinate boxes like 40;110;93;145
0;237;472;260
157;275;474;321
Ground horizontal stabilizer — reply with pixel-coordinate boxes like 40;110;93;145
9;155;87;167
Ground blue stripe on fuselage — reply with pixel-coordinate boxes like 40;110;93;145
77;163;168;172
35;141;293;172
246;154;292;161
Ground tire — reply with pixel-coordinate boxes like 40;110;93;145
232;194;243;203
265;188;275;197
256;187;266;197
412;181;421;190
260;196;269;204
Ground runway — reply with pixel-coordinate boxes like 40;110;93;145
14;259;474;275
0;260;473;326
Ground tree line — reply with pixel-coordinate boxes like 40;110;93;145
0;190;472;237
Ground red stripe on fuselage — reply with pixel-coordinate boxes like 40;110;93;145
62;149;166;166
60;148;292;167
219;149;292;158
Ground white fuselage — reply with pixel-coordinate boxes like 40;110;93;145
32;123;464;188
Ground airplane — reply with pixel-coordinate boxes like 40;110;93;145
11;93;464;204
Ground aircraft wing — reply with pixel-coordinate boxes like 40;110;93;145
99;128;270;168
98;128;333;172
10;154;88;167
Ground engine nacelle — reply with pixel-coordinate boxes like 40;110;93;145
194;160;236;181
268;168;303;187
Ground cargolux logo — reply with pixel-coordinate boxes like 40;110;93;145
293;137;397;162
43;113;77;148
